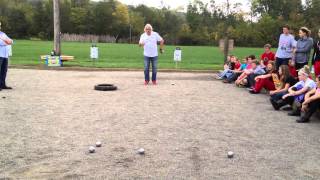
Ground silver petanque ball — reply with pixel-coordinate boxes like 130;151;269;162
89;146;96;153
96;141;102;147
227;151;234;158
137;148;145;155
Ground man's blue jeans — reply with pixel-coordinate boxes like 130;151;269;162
144;56;158;82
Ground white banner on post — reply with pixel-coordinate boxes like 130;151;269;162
90;47;99;59
174;48;181;62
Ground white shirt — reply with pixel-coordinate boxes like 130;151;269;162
294;78;317;90
0;31;12;58
139;32;163;57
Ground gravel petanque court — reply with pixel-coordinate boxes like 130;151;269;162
1;69;320;179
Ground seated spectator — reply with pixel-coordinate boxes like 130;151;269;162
249;61;276;94
260;44;275;68
269;65;297;103
235;60;265;87
297;75;320;123
215;55;240;79
288;59;298;78
270;65;316;116
223;56;253;83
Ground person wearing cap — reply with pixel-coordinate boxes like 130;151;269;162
312;28;320;76
293;27;313;70
139;24;164;85
275;25;296;70
0;22;13;91
270;65;316;116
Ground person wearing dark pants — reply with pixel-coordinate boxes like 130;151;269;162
293;27;313;71
270;66;316;116
139;24;164;85
297;76;320;123
312;29;320;77
0;22;13;91
275;25;296;70
269;65;297;102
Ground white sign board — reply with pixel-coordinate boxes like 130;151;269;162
174;49;182;62
90;47;99;59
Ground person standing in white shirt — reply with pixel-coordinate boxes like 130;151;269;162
139;24;164;85
0;22;13;91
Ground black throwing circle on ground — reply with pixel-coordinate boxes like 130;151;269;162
94;84;117;91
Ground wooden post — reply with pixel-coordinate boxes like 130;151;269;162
223;37;229;63
53;0;61;55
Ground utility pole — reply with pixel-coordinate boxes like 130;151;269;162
223;0;231;63
53;0;61;55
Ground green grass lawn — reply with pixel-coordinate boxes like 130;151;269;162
10;40;268;70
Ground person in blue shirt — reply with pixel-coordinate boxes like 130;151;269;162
0;22;13;90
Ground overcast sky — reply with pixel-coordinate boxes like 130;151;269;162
117;0;251;12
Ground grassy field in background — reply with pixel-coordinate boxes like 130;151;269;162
10;40;268;70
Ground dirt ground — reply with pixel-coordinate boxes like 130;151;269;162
1;69;320;179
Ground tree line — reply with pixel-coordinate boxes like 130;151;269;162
0;0;319;47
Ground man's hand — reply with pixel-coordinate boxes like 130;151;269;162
139;42;145;47
269;90;276;95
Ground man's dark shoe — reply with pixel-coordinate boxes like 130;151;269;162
2;86;12;90
223;80;230;83
270;98;280;110
296;117;310;123
288;111;301;116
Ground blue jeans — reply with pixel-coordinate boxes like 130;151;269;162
0;57;8;88
144;56;158;82
270;91;288;102
219;69;232;78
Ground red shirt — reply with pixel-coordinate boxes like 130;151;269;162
235;62;241;69
289;65;297;77
260;52;275;66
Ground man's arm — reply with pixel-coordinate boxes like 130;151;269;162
0;34;13;45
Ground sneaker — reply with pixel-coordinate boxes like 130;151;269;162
288;111;300;116
249;89;259;94
2;86;12;90
152;81;157;85
296;117;310;123
144;81;149;85
270;98;280;110
223;80;230;83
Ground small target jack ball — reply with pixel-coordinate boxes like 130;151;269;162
138;148;145;155
96;141;102;147
227;151;234;158
89;146;96;153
